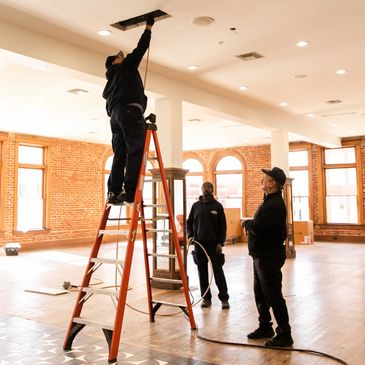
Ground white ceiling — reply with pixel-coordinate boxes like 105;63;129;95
0;0;365;150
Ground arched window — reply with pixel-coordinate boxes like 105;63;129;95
214;156;243;215
183;158;204;214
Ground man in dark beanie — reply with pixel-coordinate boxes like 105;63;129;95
243;167;293;347
103;14;155;205
187;182;230;309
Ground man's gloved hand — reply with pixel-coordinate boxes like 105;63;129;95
188;237;195;245
216;243;223;254
146;14;155;26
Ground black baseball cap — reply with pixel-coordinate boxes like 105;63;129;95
262;167;286;186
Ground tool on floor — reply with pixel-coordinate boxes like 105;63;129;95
63;113;196;363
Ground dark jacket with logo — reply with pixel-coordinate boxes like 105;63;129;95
187;195;227;245
244;191;287;258
102;29;151;116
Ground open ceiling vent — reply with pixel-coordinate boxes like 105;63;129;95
325;99;342;104
67;88;88;95
236;52;264;61
111;10;171;31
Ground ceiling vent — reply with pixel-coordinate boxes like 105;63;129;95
67;88;88;95
321;112;355;118
111;10;171;31
236;52;264;61
325;99;342;104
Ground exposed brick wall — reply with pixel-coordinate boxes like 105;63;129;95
0;132;111;249
184;138;365;243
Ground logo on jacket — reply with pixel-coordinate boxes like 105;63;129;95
211;210;218;215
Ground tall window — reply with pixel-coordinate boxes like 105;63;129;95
17;145;46;231
214;156;243;215
323;147;359;224
183;158;204;214
289;150;310;221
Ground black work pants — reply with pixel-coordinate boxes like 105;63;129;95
253;252;291;335
196;243;229;301
108;104;146;197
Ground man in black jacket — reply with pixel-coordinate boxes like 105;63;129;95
187;182;230;309
243;167;293;347
103;15;154;205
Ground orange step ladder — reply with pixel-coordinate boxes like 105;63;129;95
63;113;196;363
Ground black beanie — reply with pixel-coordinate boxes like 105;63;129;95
105;55;116;70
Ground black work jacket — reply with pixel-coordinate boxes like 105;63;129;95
103;29;151;116
244;191;287;258
187;195;227;245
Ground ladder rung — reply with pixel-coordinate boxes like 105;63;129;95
148;253;177;258
146;229;172;233
108;217;131;221
152;300;186;308
141;216;169;222
73;316;114;331
151;277;183;284
99;229;129;236
143;204;167;208
82;287;118;297
91;257;124;265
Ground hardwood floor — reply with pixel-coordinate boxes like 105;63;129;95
0;241;363;364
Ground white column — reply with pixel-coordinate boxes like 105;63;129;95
270;129;289;174
154;96;183;167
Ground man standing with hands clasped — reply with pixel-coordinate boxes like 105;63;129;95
103;14;155;205
243;167;294;347
187;182;230;309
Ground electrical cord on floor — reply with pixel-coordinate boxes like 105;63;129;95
195;329;349;365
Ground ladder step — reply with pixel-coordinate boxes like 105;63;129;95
148;156;158;160
108;217;131;221
151;277;183;284
146;229;172;233
82;287;119;297
143;204;166;208
152;300;186;308
91;257;124;265
148;253;177;258
99;229;129;236
73;316;114;331
140;216;169;222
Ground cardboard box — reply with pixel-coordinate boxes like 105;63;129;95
293;221;314;244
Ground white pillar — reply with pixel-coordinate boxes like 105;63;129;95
155;96;183;167
270;129;289;174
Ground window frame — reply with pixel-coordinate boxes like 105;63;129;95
14;140;48;231
320;141;363;225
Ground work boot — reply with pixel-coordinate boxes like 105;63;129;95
247;326;275;339
107;192;121;205
117;191;134;204
264;333;294;347
221;300;230;309
201;299;212;308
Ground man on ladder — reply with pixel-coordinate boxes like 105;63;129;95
103;14;155;205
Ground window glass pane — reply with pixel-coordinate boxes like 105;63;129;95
183;158;203;172
326;196;357;224
289;170;310;220
324;147;355;164
289;151;308;167
325;168;357;223
186;175;203;214
18;146;43;164
216;173;242;215
325;168;357;195
17;168;43;230
216;156;241;171
105;155;113;171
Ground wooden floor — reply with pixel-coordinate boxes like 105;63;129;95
0;241;364;365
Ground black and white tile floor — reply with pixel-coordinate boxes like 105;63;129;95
0;316;212;365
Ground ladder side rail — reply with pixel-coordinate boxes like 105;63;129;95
63;205;111;349
151;130;197;330
108;129;152;362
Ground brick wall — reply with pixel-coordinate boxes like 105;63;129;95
0;132;111;249
183;138;365;243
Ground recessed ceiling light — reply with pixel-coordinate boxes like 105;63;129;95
336;69;347;75
331;123;339;127
98;30;112;36
349;130;355;134
307;113;315;118
239;86;248;91
280;102;288;107
294;74;308;79
36;95;45;100
192;16;215;26
187;65;199;71
296;40;310;47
